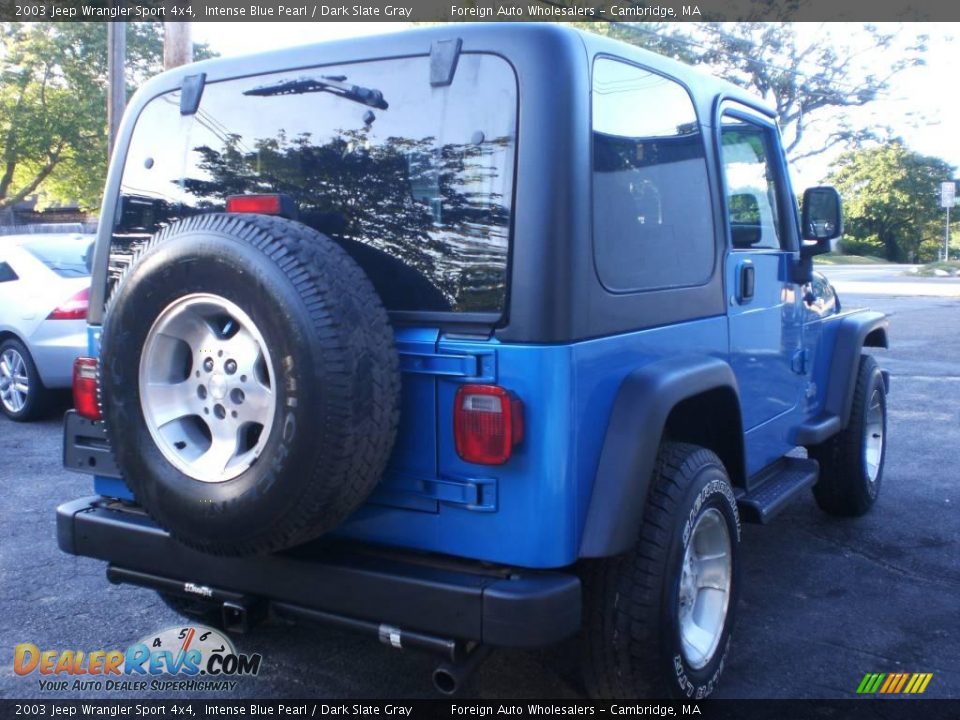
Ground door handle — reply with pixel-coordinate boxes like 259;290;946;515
737;261;755;303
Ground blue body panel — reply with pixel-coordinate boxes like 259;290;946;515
87;306;852;568
335;318;731;568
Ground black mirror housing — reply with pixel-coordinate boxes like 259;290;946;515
800;186;843;258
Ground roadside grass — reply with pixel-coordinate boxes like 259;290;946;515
813;253;889;265
914;260;960;277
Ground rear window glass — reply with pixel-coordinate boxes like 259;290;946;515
22;236;93;278
592;58;714;292
113;54;518;315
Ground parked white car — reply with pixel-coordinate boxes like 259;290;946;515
0;233;94;421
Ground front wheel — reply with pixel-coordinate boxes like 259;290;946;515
581;442;741;699
808;354;887;517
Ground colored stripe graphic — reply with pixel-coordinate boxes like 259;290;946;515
894;673;910;693
857;673;886;693
857;672;933;694
908;673;933;693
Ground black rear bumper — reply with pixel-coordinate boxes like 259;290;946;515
57;497;581;650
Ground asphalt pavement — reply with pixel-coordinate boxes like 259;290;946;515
1;265;958;700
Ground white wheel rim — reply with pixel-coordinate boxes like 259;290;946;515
138;293;277;483
863;388;885;483
0;348;29;413
678;507;732;670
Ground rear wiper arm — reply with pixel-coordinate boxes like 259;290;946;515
243;75;388;110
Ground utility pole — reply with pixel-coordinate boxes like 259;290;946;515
942;181;956;262
107;22;126;160
164;23;193;70
947;204;952;263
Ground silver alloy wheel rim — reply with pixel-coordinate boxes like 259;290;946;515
863;387;885;483
0;348;29;414
139;293;276;483
678;507;732;670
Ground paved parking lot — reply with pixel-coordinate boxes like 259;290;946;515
1;269;958;700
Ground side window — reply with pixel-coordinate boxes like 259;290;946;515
719;114;786;251
592;57;714;292
0;261;18;282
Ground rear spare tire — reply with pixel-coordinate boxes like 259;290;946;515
99;214;400;556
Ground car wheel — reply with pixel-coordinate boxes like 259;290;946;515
99;213;400;556
808;354;887;517
581;442;741;699
0;338;48;422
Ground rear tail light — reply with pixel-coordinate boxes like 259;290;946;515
73;357;101;421
225;193;297;218
48;287;89;320
454;384;524;465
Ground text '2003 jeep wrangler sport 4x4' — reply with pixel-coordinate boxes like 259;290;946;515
58;24;890;698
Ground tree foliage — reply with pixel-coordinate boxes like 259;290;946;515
573;22;927;163
827;141;953;262
0;23;211;212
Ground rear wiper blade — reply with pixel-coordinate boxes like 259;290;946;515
244;75;388;110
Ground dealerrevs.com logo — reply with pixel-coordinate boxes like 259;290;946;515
14;625;262;692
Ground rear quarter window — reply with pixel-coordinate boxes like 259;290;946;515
592;57;714;293
0;261;18;282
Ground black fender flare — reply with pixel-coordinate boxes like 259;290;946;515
579;355;742;558
823;311;889;429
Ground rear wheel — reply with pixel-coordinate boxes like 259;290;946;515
0;338;48;422
808;354;887;517
582;442;741;699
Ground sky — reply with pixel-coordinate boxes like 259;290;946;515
191;22;959;190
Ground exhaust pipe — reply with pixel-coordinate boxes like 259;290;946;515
432;645;491;696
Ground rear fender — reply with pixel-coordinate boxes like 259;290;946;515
579;356;742;558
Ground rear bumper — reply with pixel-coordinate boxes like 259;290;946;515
56;496;581;649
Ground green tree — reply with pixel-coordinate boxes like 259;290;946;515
827;141;953;262
571;21;927;163
0;23;211;212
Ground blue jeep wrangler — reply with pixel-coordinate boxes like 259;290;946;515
58;24;889;698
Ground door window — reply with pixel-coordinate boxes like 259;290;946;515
719;115;787;251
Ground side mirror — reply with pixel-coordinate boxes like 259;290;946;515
800;186;843;258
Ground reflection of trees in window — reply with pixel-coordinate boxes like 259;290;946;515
180;127;511;313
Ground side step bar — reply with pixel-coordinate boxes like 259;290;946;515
737;457;819;524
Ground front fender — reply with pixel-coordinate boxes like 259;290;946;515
824;311;889;428
579;355;740;558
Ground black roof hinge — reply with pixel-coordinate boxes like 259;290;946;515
180;73;206;116
430;38;463;88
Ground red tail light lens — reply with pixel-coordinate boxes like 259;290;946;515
225;194;296;217
48;287;89;320
454;384;524;465
73;357;101;421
